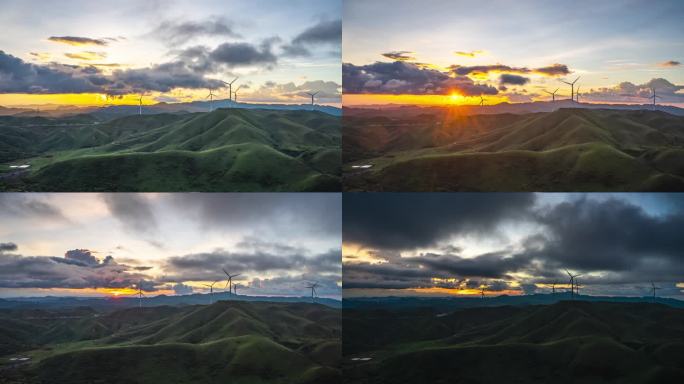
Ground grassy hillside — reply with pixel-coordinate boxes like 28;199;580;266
343;301;684;384
0;108;340;192
0;301;340;384
343;109;684;191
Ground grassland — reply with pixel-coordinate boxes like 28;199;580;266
0;301;341;384
343;108;684;191
0;108;341;192
343;301;684;384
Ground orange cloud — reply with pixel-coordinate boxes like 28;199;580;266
454;50;485;58
65;51;107;61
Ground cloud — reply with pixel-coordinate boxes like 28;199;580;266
0;194;65;220
101;194;157;234
150;17;240;46
382;51;416;61
581;78;684;103
246;79;341;102
343;61;499;96
64;51;107;61
500;74;530;85
659;60;681;67
0;247;150;289
451;63;570;77
454;50;485;58
172;282;193;295
0;243;18;253
48;36;108;46
343;193;536;249
110;60;224;93
283;19;341;57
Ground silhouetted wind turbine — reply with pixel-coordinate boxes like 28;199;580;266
651;282;661;303
480;286;487;299
551;282;557;295
560;76;580;101
222;268;241;295
575;85;581;102
233;86;242;103
305;282;319;303
565;269;582;299
135;281;146;308
544;88;559;102
649;87;661;111
479;96;485;106
306;91;319;109
138;94;144;115
206;89;217;112
221;77;239;103
203;281;218;304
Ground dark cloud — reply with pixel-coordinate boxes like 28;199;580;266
110;60;224;93
0;243;18;252
343;61;499;96
101;194;157;234
172;282;193;295
64;249;99;266
450;63;570;77
150;17;240;45
209;41;277;67
381;51;415;61
500;74;530;86
0;194;65;220
283;19;341;57
48;36;108;46
659;60;681;67
343;193;536;249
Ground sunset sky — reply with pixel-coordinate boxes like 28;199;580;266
0;0;341;107
343;0;684;106
0;193;341;298
344;193;684;298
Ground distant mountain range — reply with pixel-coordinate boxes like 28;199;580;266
345;99;684;117
344;292;684;310
0;99;341;118
0;291;341;310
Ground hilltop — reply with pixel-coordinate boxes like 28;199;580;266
344;108;684;191
0;301;341;384
0;108;341;192
344;301;684;384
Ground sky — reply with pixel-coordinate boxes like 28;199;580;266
0;0;341;107
343;0;684;106
343;193;684;299
0;193;342;299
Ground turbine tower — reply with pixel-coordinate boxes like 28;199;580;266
305;282;319;303
222;268;241;295
551;282;557;295
649;87;661;111
221;77;239;103
575;85;581;102
544;88;559;102
559;76;580;101
203;280;219;304
479;96;485;106
138;94;144;115
206;89;216;112
306;91;319;109
233;86;242;103
565;269;582;299
480;286;487;299
651;282;661;303
135;281;146;308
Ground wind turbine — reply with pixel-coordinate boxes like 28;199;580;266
220;77;239;103
544;88;559;102
479;96;485;106
135;281;146;308
651;282;661;303
575;279;582;296
305;282;319;303
222;268;241;295
206;89;216;112
649;87;661;111
233;86;242;103
480;286;487;299
551;282;557;295
559;76;580;101
138;94;144;115
575;85;581;102
203;281;219;304
306;91;319;109
565;269;582;299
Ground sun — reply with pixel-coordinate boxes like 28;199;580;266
449;92;463;104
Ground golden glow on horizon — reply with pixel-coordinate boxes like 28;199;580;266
0;93;157;107
411;287;522;296
343;93;509;106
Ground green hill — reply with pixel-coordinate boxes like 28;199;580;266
0;108;340;192
0;301;341;384
343;109;684;191
343;301;684;384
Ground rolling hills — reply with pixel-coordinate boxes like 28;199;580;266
343;108;684;191
0;301;341;384
343;301;684;384
0;108;341;191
